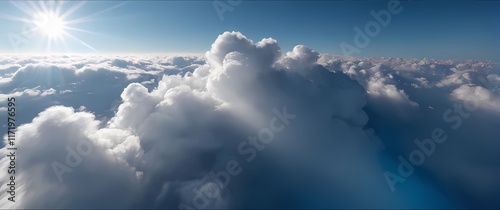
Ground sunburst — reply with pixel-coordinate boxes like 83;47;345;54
1;1;125;53
33;11;66;39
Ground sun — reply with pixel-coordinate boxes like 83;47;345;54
4;1;126;53
33;12;66;39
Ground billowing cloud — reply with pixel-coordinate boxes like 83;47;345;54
0;32;499;209
452;84;500;111
319;54;500;208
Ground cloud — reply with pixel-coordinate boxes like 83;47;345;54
0;54;206;137
0;106;140;208
451;84;500;111
0;32;499;209
0;31;393;209
319;55;500;208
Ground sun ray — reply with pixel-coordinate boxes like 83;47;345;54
63;31;98;52
47;36;52;53
59;1;86;20
64;26;104;36
59;33;71;52
10;1;36;17
55;1;65;17
21;25;41;37
28;1;44;17
0;14;32;24
65;2;126;25
38;1;50;15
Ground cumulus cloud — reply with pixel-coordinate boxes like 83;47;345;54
0;54;206;134
452;85;500;111
0;106;140;208
319;55;500;208
0;32;499;209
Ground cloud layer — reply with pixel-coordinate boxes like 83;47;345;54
1;32;499;209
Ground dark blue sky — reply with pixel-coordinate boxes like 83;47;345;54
0;0;498;61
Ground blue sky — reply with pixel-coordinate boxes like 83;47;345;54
0;0;498;61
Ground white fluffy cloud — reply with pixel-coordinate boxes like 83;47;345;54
319;55;500;208
0;54;206;131
452;85;500;111
0;32;499;209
